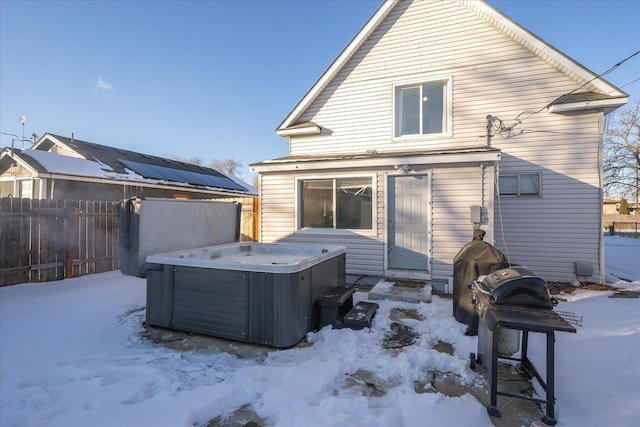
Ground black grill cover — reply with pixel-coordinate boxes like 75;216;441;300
453;229;509;335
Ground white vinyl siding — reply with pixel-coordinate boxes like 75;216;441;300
490;111;603;281
260;163;495;280
266;0;606;282
259;174;296;243
290;0;576;157
430;165;493;279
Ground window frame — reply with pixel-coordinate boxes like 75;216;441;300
392;76;452;140
295;174;377;235
16;178;33;199
498;173;542;197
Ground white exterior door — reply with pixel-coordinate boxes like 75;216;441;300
19;180;32;199
388;174;430;271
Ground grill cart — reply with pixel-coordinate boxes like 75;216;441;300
469;267;580;426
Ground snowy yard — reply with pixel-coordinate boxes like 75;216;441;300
1;236;639;427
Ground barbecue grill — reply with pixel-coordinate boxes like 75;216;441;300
473;267;554;308
469;267;580;426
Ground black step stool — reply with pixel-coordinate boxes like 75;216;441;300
318;286;379;330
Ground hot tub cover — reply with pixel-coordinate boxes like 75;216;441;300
118;197;241;277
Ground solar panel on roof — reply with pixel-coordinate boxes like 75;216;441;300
119;159;246;191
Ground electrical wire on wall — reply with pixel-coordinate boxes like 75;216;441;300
487;115;518;139
487;52;639;276
493;162;512;267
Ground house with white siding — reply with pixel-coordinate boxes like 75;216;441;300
250;0;627;286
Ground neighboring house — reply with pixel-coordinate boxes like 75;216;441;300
0;133;257;201
603;199;620;216
250;0;627;285
603;198;640;216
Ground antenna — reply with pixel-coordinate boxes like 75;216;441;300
20;116;26;148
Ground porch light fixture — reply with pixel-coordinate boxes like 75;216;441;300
394;164;411;174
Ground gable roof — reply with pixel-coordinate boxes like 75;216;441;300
277;0;627;133
3;133;255;196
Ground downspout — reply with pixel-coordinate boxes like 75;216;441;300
598;113;606;284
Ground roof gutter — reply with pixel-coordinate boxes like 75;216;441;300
276;123;322;137
251;150;501;173
547;97;628;114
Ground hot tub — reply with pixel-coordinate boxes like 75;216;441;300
144;242;346;348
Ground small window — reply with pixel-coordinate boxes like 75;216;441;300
395;81;447;137
299;177;373;230
498;173;541;196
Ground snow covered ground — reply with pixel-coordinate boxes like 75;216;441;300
1;236;638;427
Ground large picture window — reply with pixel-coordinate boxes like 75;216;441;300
300;177;373;230
395;81;447;137
498;173;541;196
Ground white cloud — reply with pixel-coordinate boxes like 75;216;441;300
96;76;114;92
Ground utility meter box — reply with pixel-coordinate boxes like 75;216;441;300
470;206;482;223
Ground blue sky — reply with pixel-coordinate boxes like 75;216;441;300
1;0;639;179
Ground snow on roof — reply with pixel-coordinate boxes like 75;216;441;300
21;149;130;179
20;149;252;194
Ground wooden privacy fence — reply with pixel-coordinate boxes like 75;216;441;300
0;198;120;286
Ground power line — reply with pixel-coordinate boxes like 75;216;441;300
617;76;640;91
511;50;640;128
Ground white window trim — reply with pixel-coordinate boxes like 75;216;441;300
294;173;377;236
392;75;453;141
498;173;542;197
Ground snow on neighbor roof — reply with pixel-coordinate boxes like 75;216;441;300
20;133;254;195
20;149;127;179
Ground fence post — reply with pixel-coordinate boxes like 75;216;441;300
253;197;259;242
65;207;76;278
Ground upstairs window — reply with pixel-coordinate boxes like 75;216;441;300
299;177;373;230
498;173;541;196
395;81;448;137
